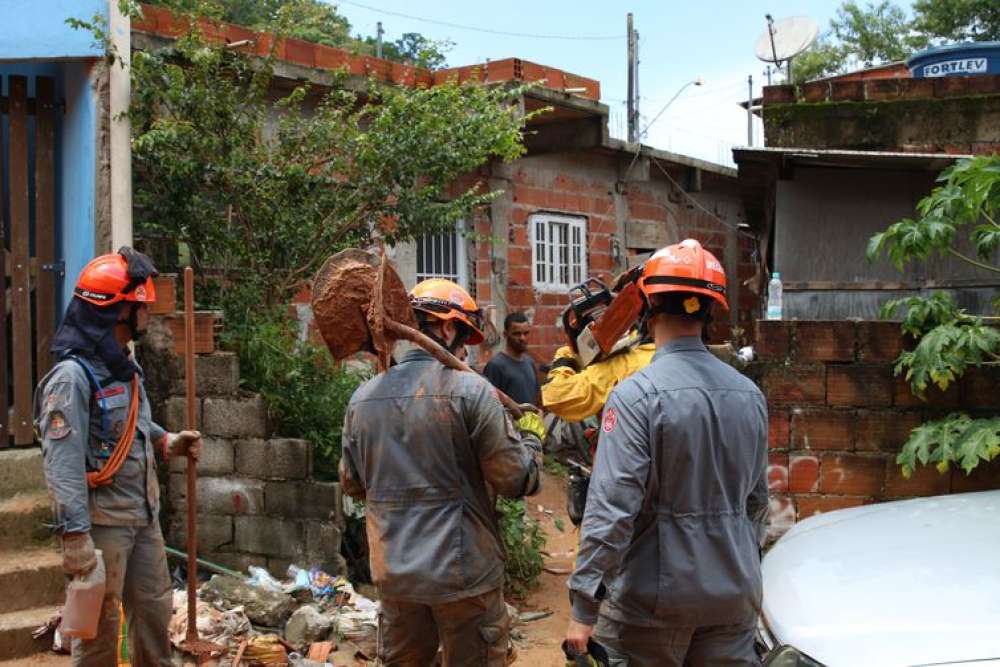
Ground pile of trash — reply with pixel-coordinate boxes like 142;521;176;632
169;563;379;666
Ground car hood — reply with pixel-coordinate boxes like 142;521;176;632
762;490;1000;667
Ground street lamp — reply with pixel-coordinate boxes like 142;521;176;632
639;78;703;141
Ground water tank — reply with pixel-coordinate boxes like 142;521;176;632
907;42;1000;78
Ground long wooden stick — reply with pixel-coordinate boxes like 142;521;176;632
183;267;199;644
383;318;525;419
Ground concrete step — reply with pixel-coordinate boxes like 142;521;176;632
0;493;54;551
0;605;60;661
0;449;46;500
0;548;64;615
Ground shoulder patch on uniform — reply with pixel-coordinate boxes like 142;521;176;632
602;407;618;433
46;411;71;440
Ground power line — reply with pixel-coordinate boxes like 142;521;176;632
335;0;626;41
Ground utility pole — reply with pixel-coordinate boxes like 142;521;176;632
747;74;753;146
626;13;637;143
376;21;384;59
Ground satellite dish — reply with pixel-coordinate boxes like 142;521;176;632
754;15;819;64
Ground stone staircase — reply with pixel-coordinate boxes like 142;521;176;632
0;448;63;661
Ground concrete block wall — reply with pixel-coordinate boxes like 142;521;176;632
756;320;1000;541
141;315;346;578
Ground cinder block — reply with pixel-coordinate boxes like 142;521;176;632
303;520;347;574
884;459;950;498
855;411;922;452
800;80;829;103
203;396;269;438
755;320;791;362
168;437;235;476
768;453;789;493
951;459;1000;493
960;367;1000;410
788;455;820;494
791;409;856;450
169;352;241;396
265;481;342;525
827;365;892;407
235;438;311;480
795;495;869;520
763;365;826;405
167;513;234;553
203;551;267;573
892;375;958;409
234;515;304;558
857;321;903;362
164;396;202;432
831;79;864;101
169;474;264;515
794;321;855;363
762;85;795;105
818;453;885;496
768;409;790;450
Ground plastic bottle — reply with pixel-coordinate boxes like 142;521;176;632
766;272;783;321
61;549;106;640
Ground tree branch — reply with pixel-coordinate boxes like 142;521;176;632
947;247;1000;274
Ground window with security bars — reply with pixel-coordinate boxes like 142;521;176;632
415;226;468;287
531;214;587;291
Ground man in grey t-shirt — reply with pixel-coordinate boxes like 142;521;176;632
483;312;540;407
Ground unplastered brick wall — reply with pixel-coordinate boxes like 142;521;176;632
756;319;1000;541
141;315;347;578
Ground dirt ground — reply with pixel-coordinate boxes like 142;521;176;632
512;470;575;667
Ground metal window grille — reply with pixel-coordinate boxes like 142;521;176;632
416;224;467;287
530;214;587;292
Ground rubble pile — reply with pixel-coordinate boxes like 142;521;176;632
169;562;379;666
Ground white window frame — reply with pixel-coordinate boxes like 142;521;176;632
530;213;587;292
415;222;468;288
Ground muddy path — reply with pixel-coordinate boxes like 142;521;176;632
512;470;576;666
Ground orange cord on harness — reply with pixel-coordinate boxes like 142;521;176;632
86;376;140;488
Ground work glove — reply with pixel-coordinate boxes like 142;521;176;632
517;412;546;442
164;430;203;461
62;532;97;577
549;346;581;374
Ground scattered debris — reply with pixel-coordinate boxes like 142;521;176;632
201;575;295;628
242;634;289;666
167;590;250;653
306;640;337;662
518;610;554;623
284;605;333;649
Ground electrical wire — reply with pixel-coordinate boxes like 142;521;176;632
335;0;626;41
649;157;756;242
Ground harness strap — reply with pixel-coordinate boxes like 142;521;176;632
62;354;141;489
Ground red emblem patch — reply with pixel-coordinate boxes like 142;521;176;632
602;408;618;433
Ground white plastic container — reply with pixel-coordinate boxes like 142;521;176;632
61;549;106;640
766;272;783;321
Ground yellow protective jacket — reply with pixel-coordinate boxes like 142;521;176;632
542;343;656;422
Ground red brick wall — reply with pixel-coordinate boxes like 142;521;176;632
488;159;757;368
757;319;1000;541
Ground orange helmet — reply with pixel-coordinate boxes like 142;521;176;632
74;253;157;307
638;239;728;311
410;279;485;345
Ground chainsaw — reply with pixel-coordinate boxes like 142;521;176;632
561;265;646;368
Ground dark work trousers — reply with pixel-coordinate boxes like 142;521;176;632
593;614;761;667
377;587;510;667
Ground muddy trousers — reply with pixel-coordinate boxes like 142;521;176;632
378;587;510;667
593;615;760;667
71;520;173;667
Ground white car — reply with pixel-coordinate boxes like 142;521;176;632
759;490;1000;667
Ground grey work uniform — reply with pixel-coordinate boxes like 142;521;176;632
34;354;172;667
568;337;769;667
339;349;542;667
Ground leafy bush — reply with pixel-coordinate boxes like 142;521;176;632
222;306;366;478
496;498;546;598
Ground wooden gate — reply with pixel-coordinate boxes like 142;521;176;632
1;75;57;446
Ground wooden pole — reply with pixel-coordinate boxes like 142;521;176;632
183;267;198;644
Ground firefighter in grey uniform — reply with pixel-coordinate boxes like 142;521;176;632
34;248;202;666
339;278;544;667
565;239;769;666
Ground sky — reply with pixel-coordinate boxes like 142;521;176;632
331;0;914;167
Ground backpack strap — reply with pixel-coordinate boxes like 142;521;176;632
61;353;141;488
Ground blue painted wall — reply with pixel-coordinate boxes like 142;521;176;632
0;0;107;61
